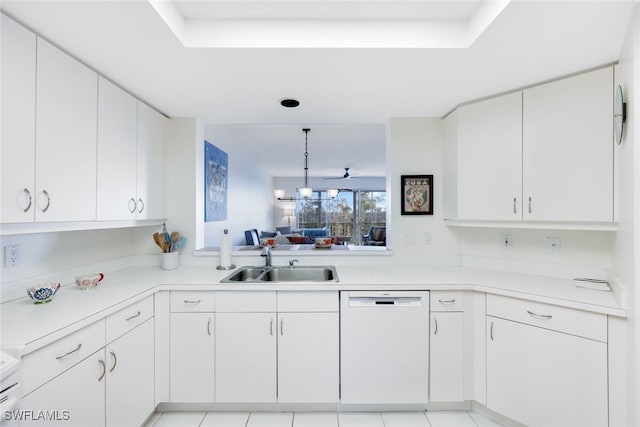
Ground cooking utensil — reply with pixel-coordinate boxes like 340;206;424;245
170;231;180;252
153;233;165;251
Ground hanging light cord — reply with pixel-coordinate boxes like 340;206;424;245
303;128;310;188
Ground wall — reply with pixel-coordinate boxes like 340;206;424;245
612;5;640;426
387;118;459;265
200;124;273;247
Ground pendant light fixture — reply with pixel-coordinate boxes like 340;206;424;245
298;128;313;198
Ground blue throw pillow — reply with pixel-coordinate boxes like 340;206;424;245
261;231;277;238
276;226;292;235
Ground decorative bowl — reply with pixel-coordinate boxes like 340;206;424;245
27;283;61;304
75;273;104;289
314;237;332;249
260;237;277;248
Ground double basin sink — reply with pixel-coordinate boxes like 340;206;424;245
221;265;338;283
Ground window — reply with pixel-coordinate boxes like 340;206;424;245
296;190;386;243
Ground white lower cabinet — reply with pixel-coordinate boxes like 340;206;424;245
486;295;608;426
170;313;215;402
105;318;155;427
213;291;339;404
277;312;339;403
430;312;464;402
215;312;277;403
21;350;106;427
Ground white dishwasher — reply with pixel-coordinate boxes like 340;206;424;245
340;291;429;405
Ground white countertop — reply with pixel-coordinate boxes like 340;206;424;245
1;264;624;355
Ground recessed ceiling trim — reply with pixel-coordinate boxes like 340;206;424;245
149;0;511;48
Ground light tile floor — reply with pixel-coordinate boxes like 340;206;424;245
145;411;504;427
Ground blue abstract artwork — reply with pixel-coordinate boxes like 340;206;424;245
204;141;228;222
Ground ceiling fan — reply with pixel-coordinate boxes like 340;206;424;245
323;167;358;180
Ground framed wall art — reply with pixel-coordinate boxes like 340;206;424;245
204;140;228;222
401;175;433;215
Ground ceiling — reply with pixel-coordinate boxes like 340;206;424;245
1;1;637;178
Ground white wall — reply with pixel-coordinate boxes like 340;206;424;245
612;6;640;426
387;118;459;264
201;124;273;247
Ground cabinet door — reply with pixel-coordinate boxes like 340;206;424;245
21;350;106;427
486;316;608;426
523;67;613;222
136;102;165;219
215;312;276;402
430;312;464;402
35;38;98;222
457;92;523;220
170;313;214;402
277;313;339;403
97;77;138;220
1;15;36;223
105;319;155;427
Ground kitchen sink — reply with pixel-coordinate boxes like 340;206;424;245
221;265;338;283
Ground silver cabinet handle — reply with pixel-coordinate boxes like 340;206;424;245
270;318;274;336
98;358;106;382
280;318;284;336
184;299;202;304
56;343;82;359
109;350;117;372
125;310;141;321
23;188;32;213
128;198;136;213
438;299;456;304
513;197;517;214
528;197;532;214
433;318;438;335
137;198;144;213
41;190;51;213
527;310;552;320
207;318;212;336
490;321;494;341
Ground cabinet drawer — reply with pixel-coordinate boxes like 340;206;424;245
106;296;154;343
171;291;216;312
430;291;464;312
486;294;606;342
216;291;276;312
277;291;338;312
22;319;105;395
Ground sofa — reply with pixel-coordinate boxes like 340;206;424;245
363;226;386;246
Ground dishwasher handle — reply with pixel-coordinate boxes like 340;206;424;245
348;296;423;307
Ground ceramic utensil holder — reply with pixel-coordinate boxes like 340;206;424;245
162;252;179;270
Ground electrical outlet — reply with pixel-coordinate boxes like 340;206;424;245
547;236;561;253
424;232;432;245
4;245;20;268
502;234;513;248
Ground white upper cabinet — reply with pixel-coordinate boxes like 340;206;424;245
35;38;98;222
97;77;138;220
445;66;614;226
1;14;36;223
522;67;613;222
455;92;523;220
136;102;166;220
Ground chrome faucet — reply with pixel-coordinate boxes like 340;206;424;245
288;259;299;268
260;245;272;267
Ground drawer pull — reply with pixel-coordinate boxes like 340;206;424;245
490;321;494;341
513;197;517;214
527;310;552;320
183;299;202;304
207;318;212;336
280;318;284;336
270;318;274;336
109;350;117;372
98;358;106;382
438;299;456;304
433;318;438;335
528;196;532;214
55;343;82;360
125;311;141;321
